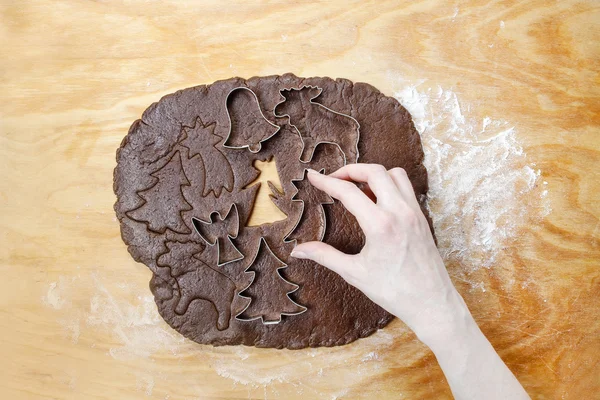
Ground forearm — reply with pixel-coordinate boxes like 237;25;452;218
414;291;530;400
295;166;530;399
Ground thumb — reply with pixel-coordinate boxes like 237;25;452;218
291;241;356;278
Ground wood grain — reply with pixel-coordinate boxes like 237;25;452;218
244;158;287;227
1;0;598;398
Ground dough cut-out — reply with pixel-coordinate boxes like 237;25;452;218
243;158;288;227
180;117;234;198
191;204;244;267
274;85;360;164
114;74;430;349
157;241;236;331
126;151;192;234
284;169;333;244
224;87;280;153
236;237;307;324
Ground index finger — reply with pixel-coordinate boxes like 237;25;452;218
329;164;404;209
307;170;378;227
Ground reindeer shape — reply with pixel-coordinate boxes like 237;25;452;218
174;261;236;331
274;86;360;164
157;241;236;331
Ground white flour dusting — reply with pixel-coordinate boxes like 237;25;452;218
87;273;187;360
42;273;186;360
393;78;548;269
43;278;70;310
42;77;549;397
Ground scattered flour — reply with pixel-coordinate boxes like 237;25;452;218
87;273;186;360
42;277;71;310
136;373;155;397
360;351;379;362
42;76;550;397
393;78;549;269
42;272;186;360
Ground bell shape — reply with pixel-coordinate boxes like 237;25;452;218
225;87;280;152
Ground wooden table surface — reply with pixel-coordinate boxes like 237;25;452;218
1;1;598;399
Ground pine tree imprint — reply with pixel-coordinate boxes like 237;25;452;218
284;169;334;244
243;158;288;227
126;151;192;234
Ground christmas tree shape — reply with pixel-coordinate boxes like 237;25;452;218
236;237;306;324
127;151;192;234
243;158;287;226
191;204;244;266
284;169;334;244
224;87;280;153
180;117;234;198
157;241;236;331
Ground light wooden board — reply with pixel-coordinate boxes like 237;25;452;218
1;1;598;398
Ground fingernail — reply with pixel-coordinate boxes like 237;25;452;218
307;168;318;175
291;250;307;259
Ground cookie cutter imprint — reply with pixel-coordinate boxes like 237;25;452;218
126;150;194;235
211;84;357;325
180;117;235;198
283;168;333;244
235;236;307;325
191;203;244;267
273;85;361;166
224;86;281;153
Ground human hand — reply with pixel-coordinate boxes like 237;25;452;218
291;164;468;342
291;164;530;400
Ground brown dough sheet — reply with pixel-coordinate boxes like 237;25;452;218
114;73;430;349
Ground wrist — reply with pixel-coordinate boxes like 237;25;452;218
411;289;479;351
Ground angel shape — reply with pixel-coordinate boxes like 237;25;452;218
191;204;244;266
